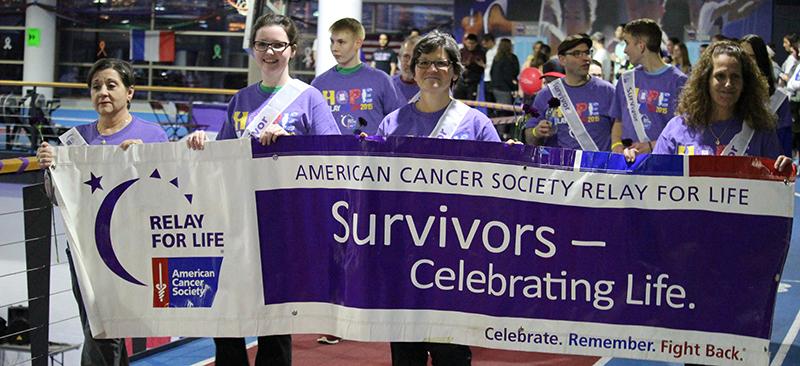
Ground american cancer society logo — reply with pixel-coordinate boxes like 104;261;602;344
152;257;222;308
87;168;224;308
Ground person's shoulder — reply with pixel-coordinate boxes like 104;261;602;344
311;67;337;85
663;115;688;131
233;82;261;98
465;105;492;124
589;77;614;90
131;116;169;140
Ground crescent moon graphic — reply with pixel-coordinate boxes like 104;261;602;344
95;178;145;286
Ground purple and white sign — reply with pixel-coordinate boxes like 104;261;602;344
51;136;793;365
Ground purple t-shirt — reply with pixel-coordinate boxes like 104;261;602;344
611;65;687;142
391;74;420;104
311;64;405;135
524;78;615;151
217;82;339;140
653;115;781;159
76;116;168;145
377;102;501;142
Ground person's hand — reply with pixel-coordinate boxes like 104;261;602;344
259;124;291;146
623;147;639;163
186;131;207;150
533;120;553;138
119;139;143;151
630;141;653;154
775;155;794;173
36;142;54;169
505;138;523;145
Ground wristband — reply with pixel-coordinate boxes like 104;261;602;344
611;141;623;150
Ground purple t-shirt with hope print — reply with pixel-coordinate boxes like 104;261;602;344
216;82;339;140
312;64;405;135
391;74;421;104
524;77;615;150
376;102;500;142
76;116;168;145
611;65;687;142
653;115;781;159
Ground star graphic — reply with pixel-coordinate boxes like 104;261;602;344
84;172;103;193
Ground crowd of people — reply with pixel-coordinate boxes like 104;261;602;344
34;11;795;366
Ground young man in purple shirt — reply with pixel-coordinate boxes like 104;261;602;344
524;34;616;151
610;19;687;159
311;18;404;136
392;35;421;103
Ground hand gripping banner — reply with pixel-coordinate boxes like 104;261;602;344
50;136;794;365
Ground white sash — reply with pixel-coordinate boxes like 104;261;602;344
620;70;650;142
242;79;310;138
408;91;421;104
58;127;88;146
720;122;755;156
770;88;788;114
548;79;599;151
429;99;471;139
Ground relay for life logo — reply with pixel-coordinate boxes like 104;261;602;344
88;168;224;308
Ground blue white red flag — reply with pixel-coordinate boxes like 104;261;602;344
130;30;175;62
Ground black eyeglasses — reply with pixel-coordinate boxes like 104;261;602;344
563;49;594;58
416;60;452;70
252;41;291;53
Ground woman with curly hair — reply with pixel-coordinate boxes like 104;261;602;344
653;41;792;171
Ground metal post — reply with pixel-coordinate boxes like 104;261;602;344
23;182;52;366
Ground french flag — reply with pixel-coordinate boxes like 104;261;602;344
130;30;175;62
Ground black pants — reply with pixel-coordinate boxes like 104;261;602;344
214;335;291;366
390;342;471;366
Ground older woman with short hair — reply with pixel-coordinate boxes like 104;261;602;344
36;57;168;365
377;30;499;142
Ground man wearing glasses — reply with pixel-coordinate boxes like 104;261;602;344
610;18;687;161
312;18;404;135
523;34;616;152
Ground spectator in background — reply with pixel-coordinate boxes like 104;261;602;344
611;23;628;81
741;34;793;158
524;43;551;69
780;33;799;86
392;35;422;103
591;32;611;80
589;59;604;78
453;33;485;100
490;38;520;138
482;33;498;108
540;59;566;85
372;33;398;76
672;42;692;74
699;43;709;55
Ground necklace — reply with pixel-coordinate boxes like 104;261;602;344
707;122;730;146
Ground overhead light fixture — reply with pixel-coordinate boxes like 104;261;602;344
92;0;107;4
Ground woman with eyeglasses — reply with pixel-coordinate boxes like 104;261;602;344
187;13;338;151
653;41;792;172
377;30;498;366
186;13;338;366
377;30;500;143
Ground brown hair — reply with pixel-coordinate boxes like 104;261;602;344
251;13;298;47
677;41;775;131
624;18;662;53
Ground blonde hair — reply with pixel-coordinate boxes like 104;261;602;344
329;18;365;40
